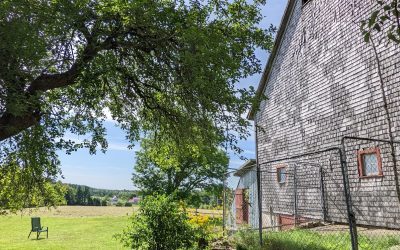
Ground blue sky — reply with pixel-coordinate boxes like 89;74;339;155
58;1;288;190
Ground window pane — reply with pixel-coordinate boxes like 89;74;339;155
362;153;379;176
278;168;286;183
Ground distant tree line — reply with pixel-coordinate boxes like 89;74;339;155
64;185;103;206
64;184;138;206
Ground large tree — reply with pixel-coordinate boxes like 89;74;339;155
132;131;229;199
0;0;274;211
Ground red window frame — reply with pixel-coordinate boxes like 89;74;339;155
276;165;287;184
357;147;383;178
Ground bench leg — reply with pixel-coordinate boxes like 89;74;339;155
28;231;32;239
37;231;40;240
47;229;48;238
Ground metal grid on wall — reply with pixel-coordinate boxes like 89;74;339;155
225;137;400;250
257;147;355;249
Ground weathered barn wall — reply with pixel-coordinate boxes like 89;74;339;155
255;0;400;228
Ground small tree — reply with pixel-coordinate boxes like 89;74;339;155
101;199;107;206
76;186;84;205
132;131;228;200
64;186;76;205
116;195;195;250
83;186;91;205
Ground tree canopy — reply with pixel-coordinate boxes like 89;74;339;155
132;131;229;199
0;0;274;211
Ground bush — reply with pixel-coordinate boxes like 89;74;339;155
188;214;215;249
115;195;197;250
124;202;132;207
116;201;124;207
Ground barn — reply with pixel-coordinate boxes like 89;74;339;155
249;0;400;230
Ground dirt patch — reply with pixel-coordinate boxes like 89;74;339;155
311;223;400;238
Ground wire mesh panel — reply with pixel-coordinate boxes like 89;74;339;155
225;189;237;232
343;137;400;250
295;163;325;220
258;150;353;249
225;138;400;249
226;167;259;232
224;141;400;249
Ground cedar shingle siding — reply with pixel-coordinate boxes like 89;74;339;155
254;0;400;229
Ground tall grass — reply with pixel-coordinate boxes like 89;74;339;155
233;229;400;250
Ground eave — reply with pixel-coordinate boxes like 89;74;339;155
247;0;297;120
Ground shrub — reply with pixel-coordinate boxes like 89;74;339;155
116;201;123;207
188;214;213;249
124;202;132;207
115;195;196;250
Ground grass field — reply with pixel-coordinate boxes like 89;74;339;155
0;206;223;250
0;206;137;250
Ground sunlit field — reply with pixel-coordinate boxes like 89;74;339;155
0;206;223;250
0;206;138;250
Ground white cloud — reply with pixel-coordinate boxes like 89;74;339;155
103;107;117;123
243;149;255;155
107;143;140;152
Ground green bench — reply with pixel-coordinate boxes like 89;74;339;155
28;217;48;239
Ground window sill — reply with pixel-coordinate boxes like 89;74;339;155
359;174;384;179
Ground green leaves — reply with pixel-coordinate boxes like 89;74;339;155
361;0;400;44
0;0;273;211
115;195;196;250
369;10;380;27
364;32;371;43
132;129;228;200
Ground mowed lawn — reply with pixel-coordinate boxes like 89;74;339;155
0;206;138;250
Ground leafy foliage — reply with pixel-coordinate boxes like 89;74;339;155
361;0;400;43
186;184;224;209
116;195;196;250
0;160;66;214
132;131;228;200
0;0;274;211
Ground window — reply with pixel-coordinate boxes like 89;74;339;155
358;148;383;178
277;166;287;184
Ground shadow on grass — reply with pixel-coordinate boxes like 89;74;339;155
29;238;47;241
236;237;328;250
262;238;328;250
